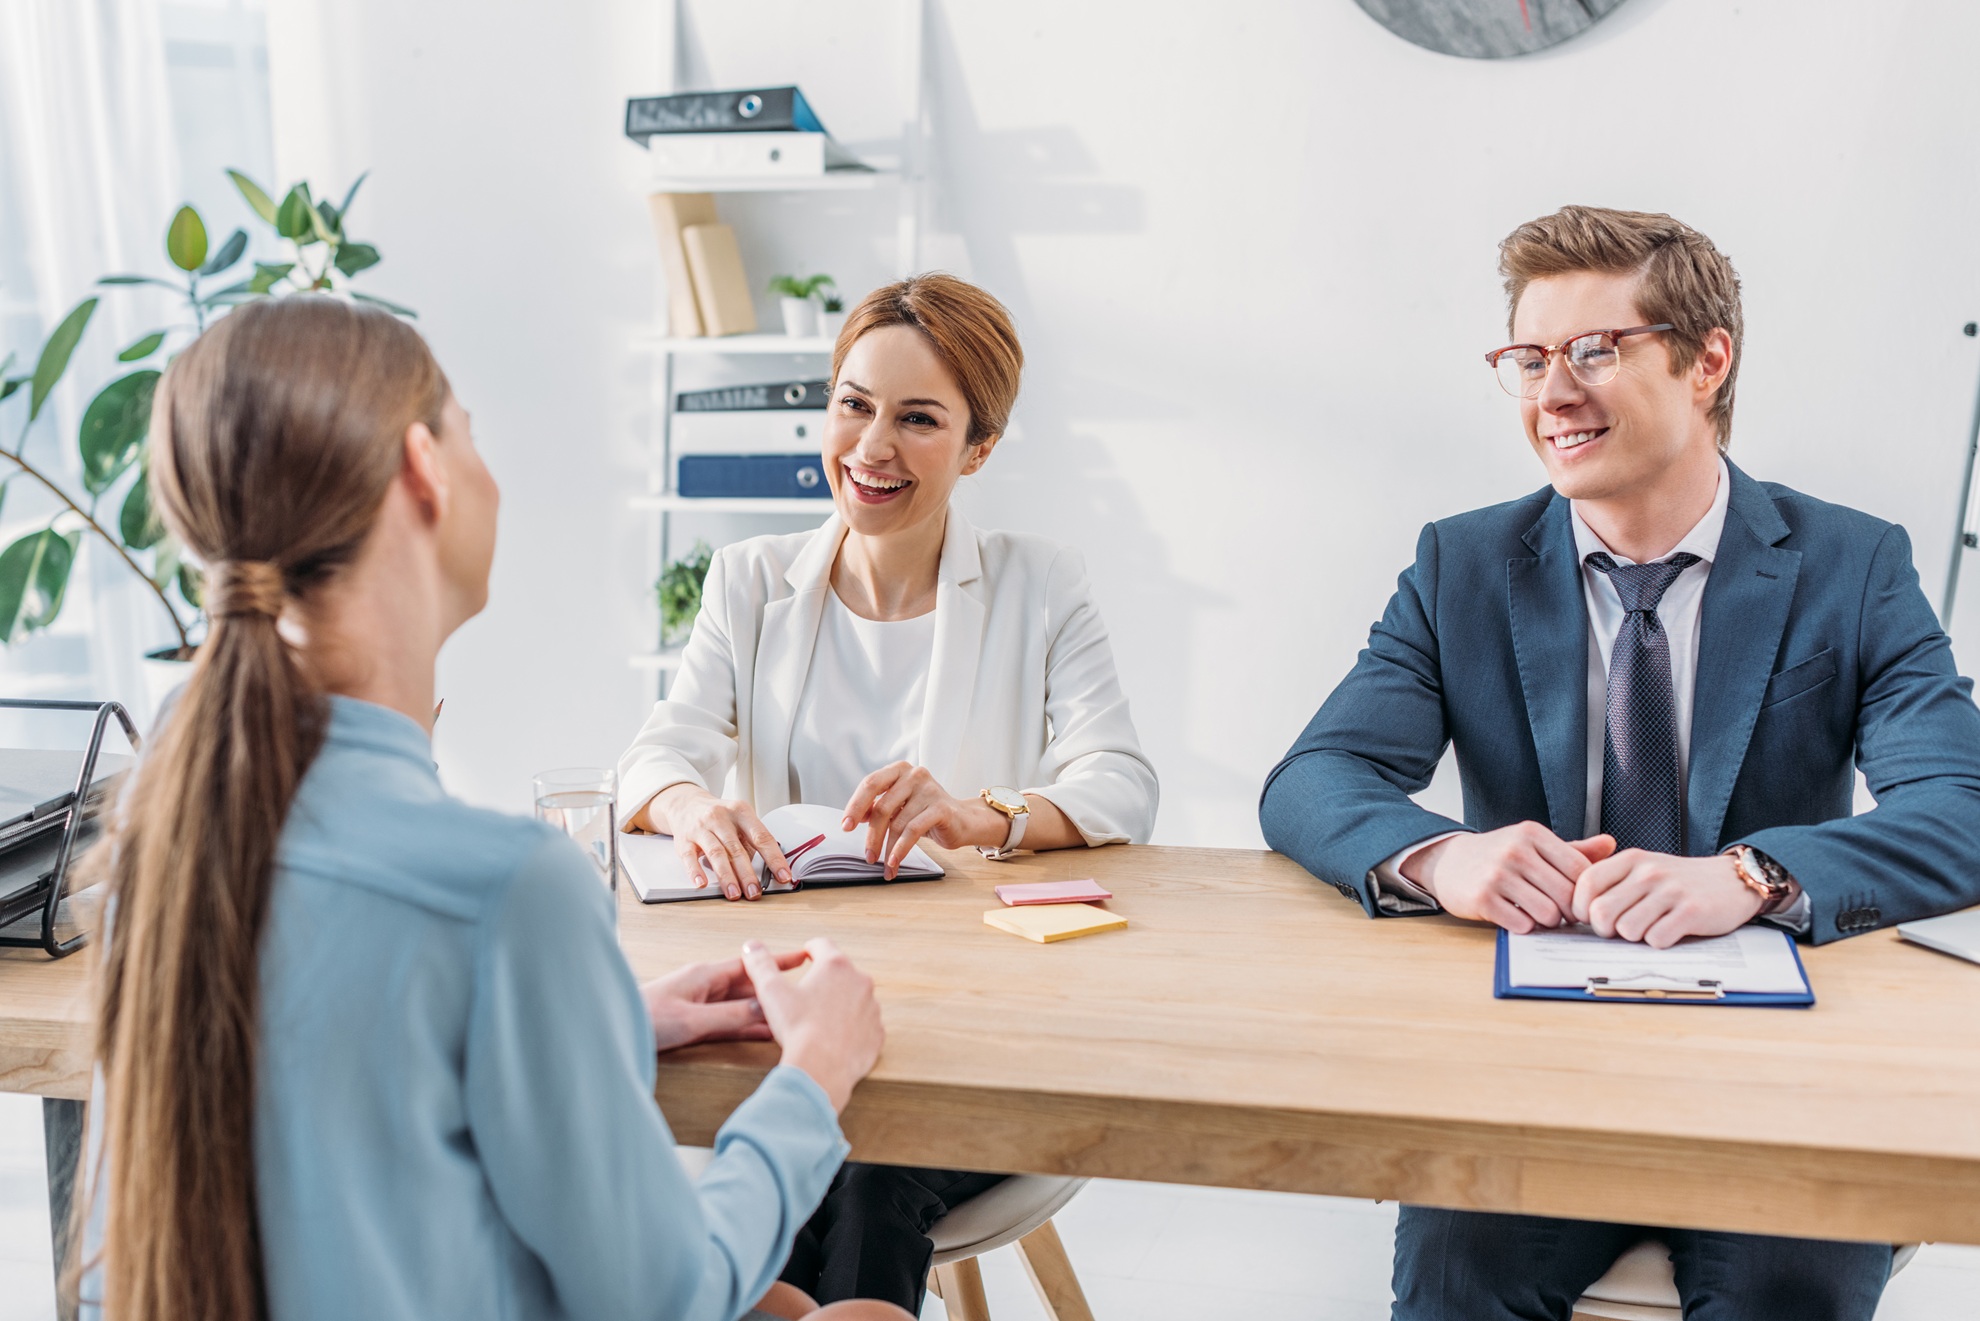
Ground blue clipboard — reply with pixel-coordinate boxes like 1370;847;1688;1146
1493;927;1815;1008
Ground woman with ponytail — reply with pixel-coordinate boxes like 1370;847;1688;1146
81;296;902;1321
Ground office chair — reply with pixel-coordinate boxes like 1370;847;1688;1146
673;1151;1093;1321
1573;1237;1921;1320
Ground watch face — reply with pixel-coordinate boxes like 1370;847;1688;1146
1354;0;1630;59
984;786;1026;814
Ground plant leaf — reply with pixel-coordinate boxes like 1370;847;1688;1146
98;275;184;291
78;370;161;495
29;298;97;422
199;228;248;276
349;290;417;318
228;169;279;224
177;559;204;609
149;536;182;590
275;184;317;242
247;261;296;294
334;243;381;277
337;171;368;221
117;331;167;362
0;529;77;642
314;198;343;240
119;470;163;550
166;205;209;272
0;352;13;379
0;378;21;403
200;290;263;309
308;199;338;245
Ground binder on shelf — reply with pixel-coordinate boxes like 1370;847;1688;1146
681;223;757;336
673;411;821;456
677;379;828;412
626;86;829;143
648;131;870;179
678;454;830;500
645;193;719;338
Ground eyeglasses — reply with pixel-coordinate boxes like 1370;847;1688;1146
1484;324;1674;398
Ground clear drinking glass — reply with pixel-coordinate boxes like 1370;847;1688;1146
533;767;619;919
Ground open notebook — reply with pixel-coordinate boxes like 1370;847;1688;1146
622;802;944;903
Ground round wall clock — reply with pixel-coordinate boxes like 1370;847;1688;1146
1355;0;1630;59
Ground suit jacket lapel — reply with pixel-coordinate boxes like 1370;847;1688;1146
917;505;986;790
1688;463;1800;853
749;515;845;808
1508;493;1589;838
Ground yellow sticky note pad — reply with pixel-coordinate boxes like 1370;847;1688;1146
983;902;1126;944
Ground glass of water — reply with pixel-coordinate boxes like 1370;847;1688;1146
533;767;619;918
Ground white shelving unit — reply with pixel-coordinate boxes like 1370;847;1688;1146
645;171;894;193
634;0;927;690
631;493;833;515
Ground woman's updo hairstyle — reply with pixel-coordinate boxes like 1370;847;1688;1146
830;273;1023;445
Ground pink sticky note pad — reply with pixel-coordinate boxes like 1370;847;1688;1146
994;879;1113;907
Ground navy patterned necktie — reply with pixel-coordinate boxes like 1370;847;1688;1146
1586;551;1701;854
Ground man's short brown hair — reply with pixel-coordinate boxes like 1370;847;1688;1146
1498;206;1743;450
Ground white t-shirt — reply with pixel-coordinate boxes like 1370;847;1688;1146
787;590;937;807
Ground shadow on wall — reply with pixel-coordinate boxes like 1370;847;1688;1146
921;4;1257;843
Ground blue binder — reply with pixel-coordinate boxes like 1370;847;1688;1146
1492;927;1815;1008
676;453;830;500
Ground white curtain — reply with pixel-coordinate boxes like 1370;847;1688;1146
0;0;184;731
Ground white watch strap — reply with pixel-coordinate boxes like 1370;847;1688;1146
1002;802;1028;852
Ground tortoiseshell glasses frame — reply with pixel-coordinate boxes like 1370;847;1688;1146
1484;323;1675;398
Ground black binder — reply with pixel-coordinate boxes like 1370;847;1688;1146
625;86;828;144
677;379;829;412
0;699;139;957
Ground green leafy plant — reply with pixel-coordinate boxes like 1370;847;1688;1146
0;169;412;653
656;540;714;645
821;291;845;314
767;273;835;301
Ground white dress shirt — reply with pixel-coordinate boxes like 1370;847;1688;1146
787;591;935;806
1375;460;1810;931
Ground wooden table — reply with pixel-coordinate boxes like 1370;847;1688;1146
7;847;1980;1246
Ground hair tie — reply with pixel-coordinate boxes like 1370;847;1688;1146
210;560;286;619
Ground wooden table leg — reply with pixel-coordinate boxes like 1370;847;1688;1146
44;1098;80;1321
932;1257;992;1321
1014;1220;1095;1321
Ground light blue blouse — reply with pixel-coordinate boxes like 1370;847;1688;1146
84;695;847;1320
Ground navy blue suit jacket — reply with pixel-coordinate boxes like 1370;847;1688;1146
1259;463;1980;944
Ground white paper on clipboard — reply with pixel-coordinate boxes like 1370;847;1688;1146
1505;924;1809;995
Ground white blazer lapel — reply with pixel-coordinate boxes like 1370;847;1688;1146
749;517;844;808
917;505;986;791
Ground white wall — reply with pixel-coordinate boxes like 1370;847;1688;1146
268;0;1980;844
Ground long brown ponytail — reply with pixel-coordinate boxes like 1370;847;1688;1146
89;297;447;1319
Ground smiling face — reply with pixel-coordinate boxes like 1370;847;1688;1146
1512;269;1728;502
822;324;994;535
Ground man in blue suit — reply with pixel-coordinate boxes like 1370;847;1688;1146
1260;206;1980;1321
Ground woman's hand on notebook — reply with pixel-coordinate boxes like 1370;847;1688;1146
652;784;794;901
840;763;1007;878
641;950;806;1052
742;937;884;1113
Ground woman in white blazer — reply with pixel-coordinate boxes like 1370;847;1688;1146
617;274;1156;1315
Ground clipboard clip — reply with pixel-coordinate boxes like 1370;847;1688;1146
1586;973;1725;1001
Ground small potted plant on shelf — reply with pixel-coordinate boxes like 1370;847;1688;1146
0;167;411;704
655;540;714;649
818;289;848;342
767;273;835;339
